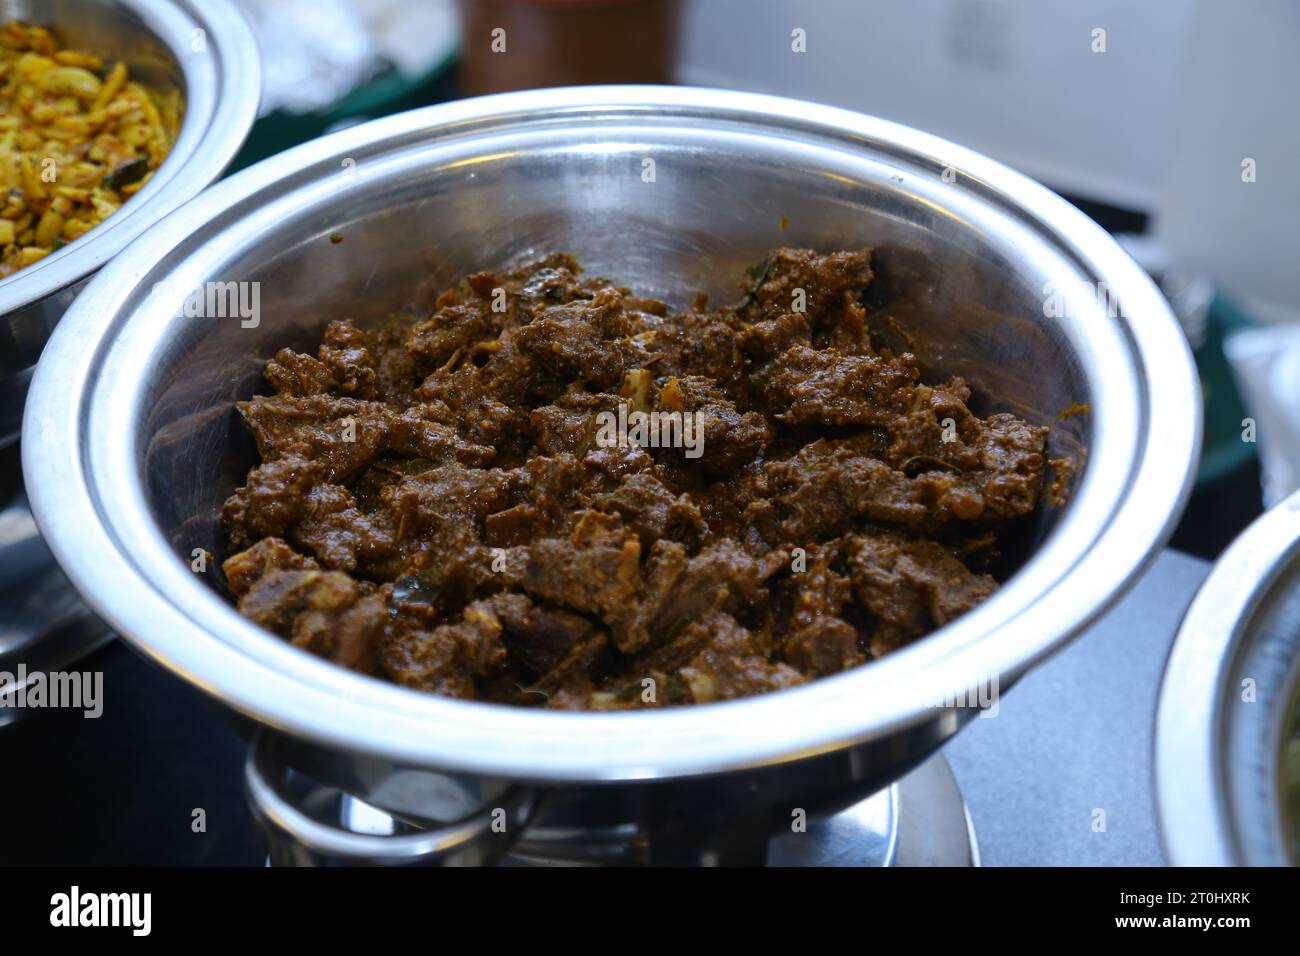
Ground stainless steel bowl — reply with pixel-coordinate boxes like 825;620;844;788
24;88;1200;847
0;0;260;446
1156;490;1300;866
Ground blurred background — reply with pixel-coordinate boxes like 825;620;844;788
227;0;1300;559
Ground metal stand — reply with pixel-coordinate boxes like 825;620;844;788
255;742;977;867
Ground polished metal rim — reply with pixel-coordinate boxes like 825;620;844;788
24;86;1201;781
1155;490;1300;866
0;0;261;315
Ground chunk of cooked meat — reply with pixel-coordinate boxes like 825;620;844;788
220;249;1057;708
842;530;998;656
231;565;389;672
761;345;918;428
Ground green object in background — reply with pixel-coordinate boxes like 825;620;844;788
226;53;460;174
1194;293;1257;488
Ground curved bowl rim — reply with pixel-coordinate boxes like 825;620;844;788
0;0;261;314
24;85;1202;781
1154;489;1300;866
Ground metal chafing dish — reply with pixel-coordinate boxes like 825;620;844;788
1157;489;1300;866
0;0;259;707
0;0;260;447
23;86;1200;863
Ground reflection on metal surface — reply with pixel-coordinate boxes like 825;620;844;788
246;729;539;867
0;0;260;447
768;754;978;867
256;738;975;867
1156;489;1300;866
0;447;110;723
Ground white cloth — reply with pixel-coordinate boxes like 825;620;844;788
1225;324;1300;506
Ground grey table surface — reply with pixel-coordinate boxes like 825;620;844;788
945;548;1211;866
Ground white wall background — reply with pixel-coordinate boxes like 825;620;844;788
676;0;1300;323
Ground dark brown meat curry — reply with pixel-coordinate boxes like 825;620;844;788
221;249;1052;709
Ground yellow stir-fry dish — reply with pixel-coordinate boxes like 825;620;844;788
0;21;174;279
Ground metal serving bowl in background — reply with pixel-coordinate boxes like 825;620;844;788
24;87;1200;863
0;0;260;447
1156;489;1300;866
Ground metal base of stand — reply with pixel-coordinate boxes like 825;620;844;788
767;754;978;866
300;752;979;867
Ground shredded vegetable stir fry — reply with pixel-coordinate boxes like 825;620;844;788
0;21;174;278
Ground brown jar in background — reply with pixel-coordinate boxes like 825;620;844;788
457;0;682;96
